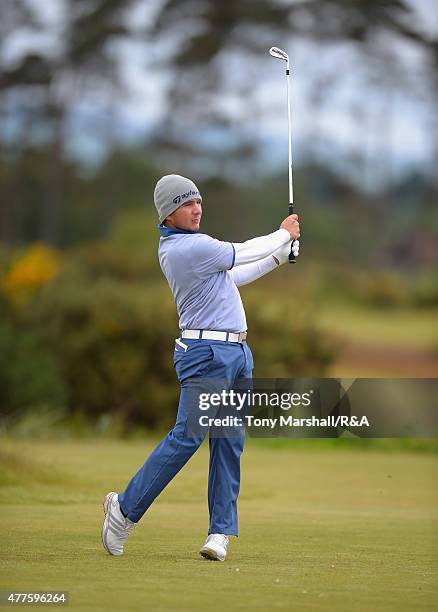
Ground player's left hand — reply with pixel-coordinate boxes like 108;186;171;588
273;240;300;265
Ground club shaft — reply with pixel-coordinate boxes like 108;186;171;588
286;58;296;263
286;60;293;211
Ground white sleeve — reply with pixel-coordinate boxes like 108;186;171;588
232;229;290;266
229;255;278;287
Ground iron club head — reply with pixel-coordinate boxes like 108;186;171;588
269;46;289;62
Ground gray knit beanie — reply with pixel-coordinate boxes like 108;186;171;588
154;174;202;223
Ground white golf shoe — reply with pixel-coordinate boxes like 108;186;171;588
199;534;229;561
102;492;136;556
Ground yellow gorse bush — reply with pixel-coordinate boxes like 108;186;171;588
3;243;61;304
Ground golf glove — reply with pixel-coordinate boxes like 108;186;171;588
273;240;299;265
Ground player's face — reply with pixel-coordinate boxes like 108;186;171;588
166;198;202;231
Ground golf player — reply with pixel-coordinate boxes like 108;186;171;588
102;174;300;561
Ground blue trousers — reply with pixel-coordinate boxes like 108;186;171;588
118;339;253;535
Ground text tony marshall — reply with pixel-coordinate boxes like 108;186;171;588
199;415;370;428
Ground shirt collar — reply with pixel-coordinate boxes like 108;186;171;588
158;223;199;237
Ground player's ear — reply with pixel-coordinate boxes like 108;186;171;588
164;212;174;227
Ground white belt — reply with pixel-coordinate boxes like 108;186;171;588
181;329;247;343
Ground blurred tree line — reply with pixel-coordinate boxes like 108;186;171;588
0;0;437;264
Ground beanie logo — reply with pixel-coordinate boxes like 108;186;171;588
173;189;200;205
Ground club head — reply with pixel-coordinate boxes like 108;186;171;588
269;46;289;62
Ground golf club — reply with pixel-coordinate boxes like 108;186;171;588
269;46;296;263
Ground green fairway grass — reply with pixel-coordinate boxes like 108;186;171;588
1;438;437;611
316;305;438;350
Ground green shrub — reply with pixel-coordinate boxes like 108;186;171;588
22;278;180;430
1;238;336;432
242;292;336;377
11;276;335;430
0;322;67;420
409;272;438;307
360;272;407;307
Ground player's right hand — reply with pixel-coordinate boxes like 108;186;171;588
280;214;300;241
